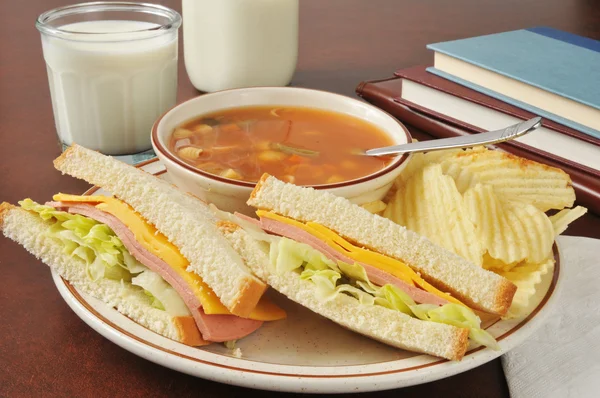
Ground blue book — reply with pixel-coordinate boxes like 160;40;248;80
426;27;600;139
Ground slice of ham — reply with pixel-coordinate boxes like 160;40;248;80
235;213;447;306
47;201;262;342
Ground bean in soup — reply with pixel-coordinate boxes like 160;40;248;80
167;106;396;185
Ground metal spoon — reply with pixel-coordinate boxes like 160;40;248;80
364;117;542;157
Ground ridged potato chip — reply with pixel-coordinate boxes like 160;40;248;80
394;147;472;186
439;161;480;194
549;206;588;236
497;257;555;319
464;183;555;269
384;164;485;265
441;148;575;212
384;145;584;317
360;200;387;214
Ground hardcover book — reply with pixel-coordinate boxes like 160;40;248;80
426;27;600;138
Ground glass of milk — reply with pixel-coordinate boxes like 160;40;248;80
36;2;181;156
182;0;299;93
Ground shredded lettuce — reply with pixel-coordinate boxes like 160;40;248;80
336;284;377;305
376;284;415;316
21;199;131;282
224;340;237;349
122;250;148;274
411;302;499;349
338;261;372;285
131;271;190;316
144;290;166;310
272;237;498;349
300;269;341;301
273;238;337;274
300;268;377;305
19;199;188;317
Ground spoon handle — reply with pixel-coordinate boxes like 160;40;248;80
365;117;542;157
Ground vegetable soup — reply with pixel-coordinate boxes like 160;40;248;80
167;106;396;185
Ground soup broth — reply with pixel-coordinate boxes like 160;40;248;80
168;106;396;185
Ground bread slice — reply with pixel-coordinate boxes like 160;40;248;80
248;174;517;316
0;203;205;346
53;144;266;317
217;221;470;361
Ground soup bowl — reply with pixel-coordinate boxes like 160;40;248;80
151;87;413;215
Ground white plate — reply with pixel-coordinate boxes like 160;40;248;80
51;158;562;393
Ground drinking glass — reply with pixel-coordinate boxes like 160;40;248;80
36;2;182;156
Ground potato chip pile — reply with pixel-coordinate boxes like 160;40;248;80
371;147;587;318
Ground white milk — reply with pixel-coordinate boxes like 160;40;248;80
41;20;178;155
182;0;298;92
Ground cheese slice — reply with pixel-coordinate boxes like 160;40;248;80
255;210;416;283
53;194;285;321
257;210;465;306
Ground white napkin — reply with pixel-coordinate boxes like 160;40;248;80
502;236;600;398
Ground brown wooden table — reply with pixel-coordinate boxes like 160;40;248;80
1;0;598;396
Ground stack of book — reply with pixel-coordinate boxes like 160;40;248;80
357;27;600;213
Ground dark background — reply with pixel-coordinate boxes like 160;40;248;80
1;0;599;396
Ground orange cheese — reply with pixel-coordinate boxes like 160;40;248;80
256;210;465;307
53;194;285;321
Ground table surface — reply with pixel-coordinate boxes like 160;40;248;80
1;0;599;396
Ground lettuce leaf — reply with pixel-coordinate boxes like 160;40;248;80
19;199;189;317
144;290;166;310
132;271;190;316
300;269;340;300
376;284;415;316
122;250;148;274
273;238;337;274
336;284;377;306
338;261;372;285
21;199;131;282
224;340;237;349
411;303;499;349
273;237;498;349
300;268;377;305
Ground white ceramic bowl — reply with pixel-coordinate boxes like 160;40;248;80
152;87;412;215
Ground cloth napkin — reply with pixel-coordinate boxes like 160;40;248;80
502;236;600;398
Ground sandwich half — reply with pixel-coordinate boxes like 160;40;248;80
208;173;520;360
1;201;204;346
54;144;266;317
217;220;472;361
1;147;287;346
